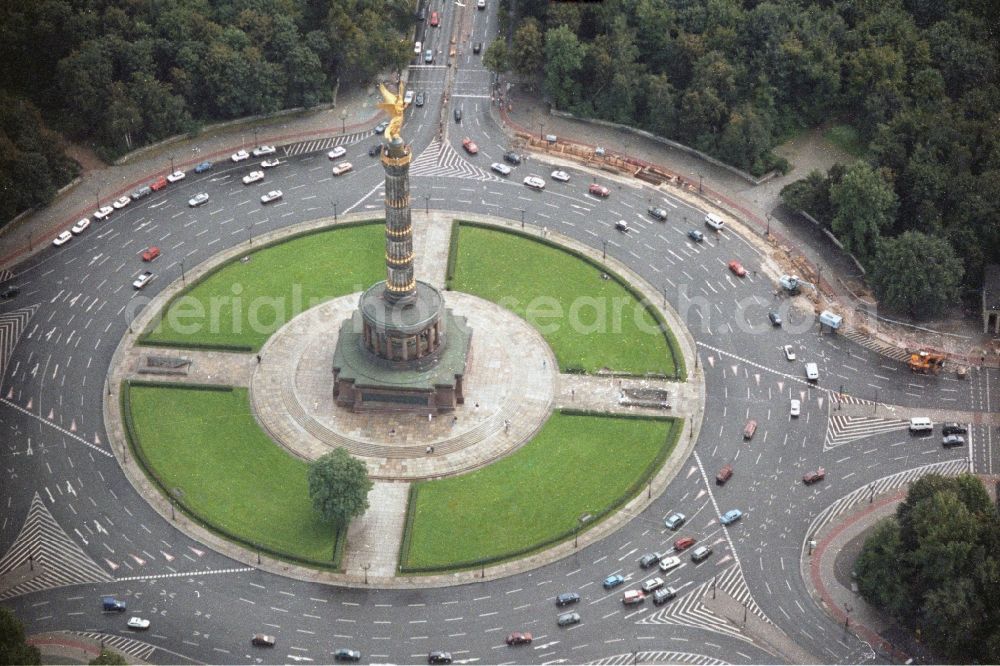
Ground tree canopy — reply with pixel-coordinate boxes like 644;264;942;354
855;474;1000;663
307;447;373;529
0;607;41;665
0;0;415;225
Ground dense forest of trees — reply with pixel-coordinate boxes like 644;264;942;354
0;0;413;224
485;0;998;309
855;474;1000;663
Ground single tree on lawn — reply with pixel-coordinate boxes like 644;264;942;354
308;448;372;552
0;607;41;665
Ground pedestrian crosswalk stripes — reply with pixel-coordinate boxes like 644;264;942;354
587;651;728;665
281;132;370;158
823;415;909;450
410;138;503;182
804;458;969;543
638;563;766;642
840;328;912;363
64;631;157;662
0;493;112;601
0;305;37;380
0;268;14;284
114;566;254;582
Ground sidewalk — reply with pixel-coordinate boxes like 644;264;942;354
0;85;385;269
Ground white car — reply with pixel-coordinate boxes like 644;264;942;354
641;577;665;593
404;90;414;104
477;0;486;7
523;175;545;190
252;145;276;157
132;271;153;290
260;190;283;204
790;399;801;417
71;218;90;235
126;616;150;630
551;170;570;182
328;146;347;160
52;230;72;246
805;362;819;381
261;158;281;168
332;162;353;176
490;162;511;176
188;192;210;207
783;345;796;361
231;149;250;162
658;555;682;572
112;196;131;209
242;170;265;185
414;40;422;55
93;205;114;220
166;170;186;183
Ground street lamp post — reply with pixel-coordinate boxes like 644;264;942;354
766;213;770;237
180;260;186;285
519;208;525;229
574;513;592;548
247;221;253;245
602;240;607;260
538;121;545;140
698;173;703;193
253;127;258;148
424;195;430;215
28;232;32;251
334;201;338;222
341;110;348;135
869;483;875;503
169;155;175;174
873;389;878;416
363;563;371;585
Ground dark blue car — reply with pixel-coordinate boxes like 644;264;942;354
194;161;213;173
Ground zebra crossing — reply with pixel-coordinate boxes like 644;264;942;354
0;305;37;379
281;131;371;157
840;328;911;363
0;268;14;284
804;458;969;542
588;651;728;665
823;414;909;450
410;138;503;181
0;493;112;601
638;563;765;642
64;631;157;662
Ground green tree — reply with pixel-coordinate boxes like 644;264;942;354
870;231;963;317
0;607;41;665
511;18;544;81
855;518;910;617
482;39;510;77
829;161;898;266
543;26;585;110
307;448;372;531
89;649;127;665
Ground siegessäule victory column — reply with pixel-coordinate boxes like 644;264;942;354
331;81;471;413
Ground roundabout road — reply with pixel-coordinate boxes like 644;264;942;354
1;0;996;664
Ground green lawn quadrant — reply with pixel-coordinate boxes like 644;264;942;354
450;224;677;375
127;385;338;565
401;413;678;571
143;223;385;350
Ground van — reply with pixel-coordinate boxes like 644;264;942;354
704;213;725;230
131;186;152;201
909;417;933;433
805;362;819;381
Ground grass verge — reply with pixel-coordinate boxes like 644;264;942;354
400;413;678;571
822;124;867;158
125;383;341;567
142;222;384;350
449;224;677;375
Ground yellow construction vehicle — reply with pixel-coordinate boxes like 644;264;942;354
908;351;946;374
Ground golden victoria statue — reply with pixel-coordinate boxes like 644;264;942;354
377;80;408;144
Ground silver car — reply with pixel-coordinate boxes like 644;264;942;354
557;611;580;626
188;192;210;207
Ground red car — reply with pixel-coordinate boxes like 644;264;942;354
430;11;439;25
461;137;478;154
150;176;168;191
588;183;610;197
803;467;826;485
505;632;532;646
141;246;161;262
674;536;696;551
728;260;747;277
716;464;733;485
743;419;757;440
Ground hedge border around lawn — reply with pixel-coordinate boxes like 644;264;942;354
397;411;681;574
448;221;686;379
121;380;345;570
137;218;383;352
